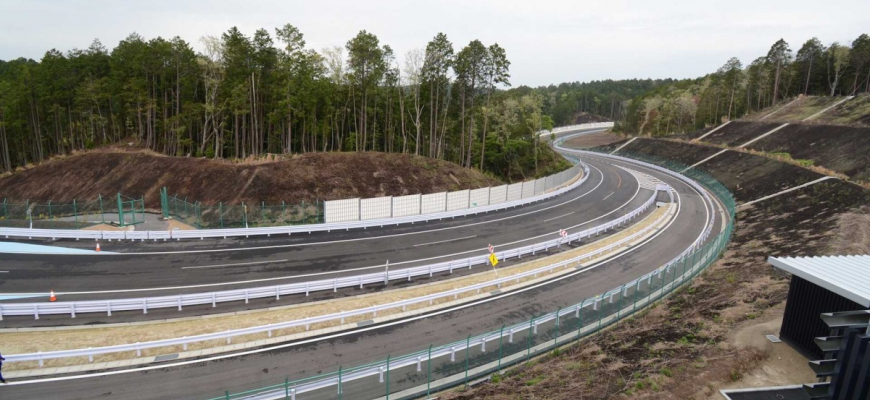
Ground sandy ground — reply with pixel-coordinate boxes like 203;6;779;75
698;305;816;399
1;205;672;371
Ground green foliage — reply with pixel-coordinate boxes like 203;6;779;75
615;34;870;136
0;26;565;182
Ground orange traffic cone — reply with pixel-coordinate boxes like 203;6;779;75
95;243;101;252
50;290;57;302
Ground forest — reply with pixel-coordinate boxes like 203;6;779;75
616;34;870;135
0;25;674;181
0;26;558;181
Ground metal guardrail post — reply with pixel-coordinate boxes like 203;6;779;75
116;193;125;227
464;334;472;388
338;365;342;399
427;344;433;397
385;354;391;400
47;200;52;220
99;194;105;224
72;200;77;223
497;324;505;372
219;202;223;229
554;306;562;347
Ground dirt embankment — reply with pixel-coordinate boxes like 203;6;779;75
444;141;870;400
562;131;625;149
573;112;612;125
0;150;503;207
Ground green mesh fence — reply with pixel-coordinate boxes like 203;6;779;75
0;194;145;229
194;153;737;400
160;187;324;229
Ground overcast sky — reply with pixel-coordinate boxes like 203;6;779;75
1;0;867;87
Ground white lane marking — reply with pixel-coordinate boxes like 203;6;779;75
413;236;477;247
181;260;288;270
694;120;731;141
0;271;8;273
6;181;706;387
602;192;614;201
25;165;643;297
66;165;608;257
542;212;574;223
610;137;637;154
738;176;838;209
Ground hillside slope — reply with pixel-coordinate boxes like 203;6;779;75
444;138;869;400
0;150;503;206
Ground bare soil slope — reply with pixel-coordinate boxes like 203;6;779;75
444;140;870;400
0;150;503;206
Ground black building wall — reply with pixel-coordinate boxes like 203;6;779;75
780;276;866;359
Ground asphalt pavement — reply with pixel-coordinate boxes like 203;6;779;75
0;151;725;399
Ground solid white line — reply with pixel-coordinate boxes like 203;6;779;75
7;177;707;387
542;212;574;223
84;166;608;257
802;96;854;121
181;260;288;270
413;236;477;247
759;97;800;120
6;165;643;297
738;123;789;148
694;121;731;142
0;271;8;273
610;137;637;154
602;192;614;200
681;149;729;172
738;176;839;208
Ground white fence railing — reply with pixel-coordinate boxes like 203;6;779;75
323;163;584;223
2;186;672;367
539;122;615;136
217;148;725;400
0;164;588;242
0;186;664;321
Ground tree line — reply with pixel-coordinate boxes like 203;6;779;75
0;25;568;181
616;34;870;135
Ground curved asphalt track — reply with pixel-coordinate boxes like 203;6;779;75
0;156;643;302
0;145;725;400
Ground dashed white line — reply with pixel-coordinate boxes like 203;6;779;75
181;260;288;270
414;235;477;247
602;192;614;200
5;170;709;387
542;212;574;223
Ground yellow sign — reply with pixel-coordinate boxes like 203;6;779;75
489;253;499;267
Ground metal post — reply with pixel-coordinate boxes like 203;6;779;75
284;376;289;400
426;344;433;397
338;365;342;399
384;260;390;285
197;202;202;229
385;354;391;400
47;200;52;220
243;203;248;229
99;194;105;224
527;317;535;361
116;193;125;227
577;302;584;337
498;324;505;372
554;306;562;347
73;199;78;223
464;334;472;387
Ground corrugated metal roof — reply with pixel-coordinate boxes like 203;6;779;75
768;255;870;307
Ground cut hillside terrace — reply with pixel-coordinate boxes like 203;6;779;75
441;133;870;400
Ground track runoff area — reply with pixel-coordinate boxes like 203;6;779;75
0;133;726;399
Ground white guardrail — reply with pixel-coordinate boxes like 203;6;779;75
538;122;615;136
227;150;723;400
3;184;672;367
0;185;664;322
0;165;588;242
